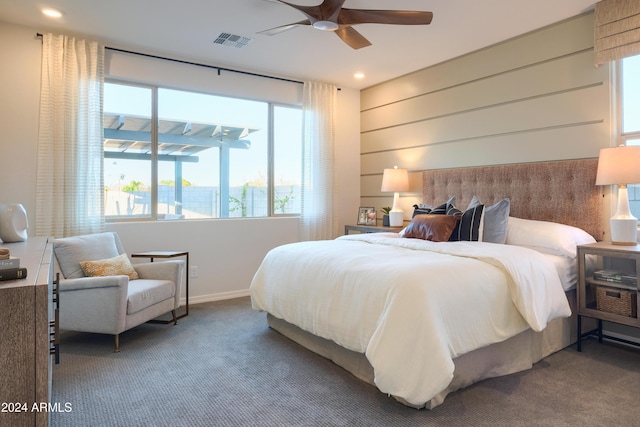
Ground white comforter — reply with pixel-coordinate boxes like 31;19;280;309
250;233;571;406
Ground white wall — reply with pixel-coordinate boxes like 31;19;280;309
109;217;299;302
0;21;361;303
0;23;41;223
335;87;362;234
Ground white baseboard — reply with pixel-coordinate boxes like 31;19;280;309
180;289;250;306
601;330;640;346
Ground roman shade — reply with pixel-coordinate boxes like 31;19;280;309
594;0;640;65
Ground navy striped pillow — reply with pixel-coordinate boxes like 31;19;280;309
429;202;449;215
412;204;432;217
446;203;484;241
421;196;456;216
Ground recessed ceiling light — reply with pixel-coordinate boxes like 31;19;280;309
42;8;63;18
354;72;365;79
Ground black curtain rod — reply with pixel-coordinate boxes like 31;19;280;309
36;33;303;85
106;47;304;85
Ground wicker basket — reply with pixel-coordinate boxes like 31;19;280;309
596;286;637;318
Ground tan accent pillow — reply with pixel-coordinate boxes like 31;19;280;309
79;253;139;280
402;214;460;242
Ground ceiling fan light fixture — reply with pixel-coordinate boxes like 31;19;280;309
312;20;339;31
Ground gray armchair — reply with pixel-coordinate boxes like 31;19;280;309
52;232;183;352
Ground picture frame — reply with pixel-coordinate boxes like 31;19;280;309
357;206;376;225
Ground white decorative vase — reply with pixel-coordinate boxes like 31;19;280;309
0;204;28;243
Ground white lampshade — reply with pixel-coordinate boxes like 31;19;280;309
381;167;409;227
596;146;640;186
596;146;640;245
381;167;409;193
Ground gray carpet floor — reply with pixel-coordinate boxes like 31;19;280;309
51;297;640;427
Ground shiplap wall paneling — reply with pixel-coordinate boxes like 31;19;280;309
362;124;606;176
361;13;596;110
360;12;611;214
361;50;605;134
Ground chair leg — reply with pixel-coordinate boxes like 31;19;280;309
172;309;177;325
114;334;120;353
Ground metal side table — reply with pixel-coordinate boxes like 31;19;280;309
131;250;189;321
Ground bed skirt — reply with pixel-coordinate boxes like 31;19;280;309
267;289;578;409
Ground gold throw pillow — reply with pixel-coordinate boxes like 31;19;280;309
80;253;139;280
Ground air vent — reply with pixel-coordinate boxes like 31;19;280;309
213;33;252;49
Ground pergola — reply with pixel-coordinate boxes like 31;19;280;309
103;113;259;217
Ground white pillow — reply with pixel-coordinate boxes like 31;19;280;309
505;217;596;258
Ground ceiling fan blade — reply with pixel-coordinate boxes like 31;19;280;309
339;9;433;26
335;26;372;50
270;0;346;22
317;0;346;21
258;20;310;36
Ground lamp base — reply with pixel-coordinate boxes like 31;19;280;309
610;217;638;246
389;211;404;227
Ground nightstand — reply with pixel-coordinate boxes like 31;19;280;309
344;224;404;234
577;242;640;351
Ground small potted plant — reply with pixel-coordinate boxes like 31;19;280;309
380;206;392;226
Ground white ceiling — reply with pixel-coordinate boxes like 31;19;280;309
0;0;597;89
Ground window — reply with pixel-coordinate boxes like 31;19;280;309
104;83;153;219
619;54;640;218
621;55;640;141
103;81;302;220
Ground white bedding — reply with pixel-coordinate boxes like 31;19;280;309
538;252;596;291
541;253;578;291
250;233;571;407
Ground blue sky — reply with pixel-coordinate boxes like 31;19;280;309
104;83;301;188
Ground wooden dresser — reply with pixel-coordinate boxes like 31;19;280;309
0;237;57;427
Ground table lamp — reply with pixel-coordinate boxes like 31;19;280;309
381;166;409;227
596;145;640;245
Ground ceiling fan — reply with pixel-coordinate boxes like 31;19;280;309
259;0;433;50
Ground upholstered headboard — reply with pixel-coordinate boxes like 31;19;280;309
422;159;604;240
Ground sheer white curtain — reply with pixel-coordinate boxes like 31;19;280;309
36;34;105;237
299;81;337;241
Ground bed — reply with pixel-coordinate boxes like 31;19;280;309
250;159;604;409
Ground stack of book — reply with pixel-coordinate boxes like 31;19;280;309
593;269;637;287
0;249;28;281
